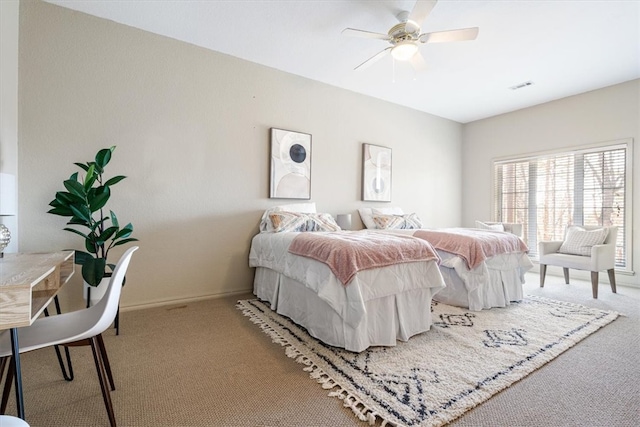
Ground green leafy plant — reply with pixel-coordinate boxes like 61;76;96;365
48;146;138;286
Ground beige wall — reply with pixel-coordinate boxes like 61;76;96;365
462;79;640;287
18;0;462;310
0;0;19;175
0;0;19;253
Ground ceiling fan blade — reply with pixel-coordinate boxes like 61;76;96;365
354;47;392;71
419;27;479;43
410;51;428;72
342;28;390;41
406;0;438;33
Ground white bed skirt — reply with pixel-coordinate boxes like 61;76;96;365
433;252;533;311
253;267;437;353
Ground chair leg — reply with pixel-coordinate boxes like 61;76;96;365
0;356;7;385
89;336;117;427
96;334;115;391
53;345;74;382
540;264;547;287
44;296;75;381
0;357;14;414
53;297;74;381
563;268;570;284
62;335;115;391
608;269;617;294
591;271;599;299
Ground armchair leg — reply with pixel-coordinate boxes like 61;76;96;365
608;269;617;294
563;268;570;284
540;264;547;287
591;272;599;299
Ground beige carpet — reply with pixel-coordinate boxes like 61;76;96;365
2;272;639;426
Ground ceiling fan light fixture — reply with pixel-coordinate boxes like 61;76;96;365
391;41;418;61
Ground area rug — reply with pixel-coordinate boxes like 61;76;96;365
237;296;619;427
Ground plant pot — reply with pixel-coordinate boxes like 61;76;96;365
83;276;109;307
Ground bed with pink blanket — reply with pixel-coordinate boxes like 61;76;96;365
381;228;533;311
249;230;446;352
357;206;533;310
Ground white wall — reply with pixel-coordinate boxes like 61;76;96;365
0;0;19;253
462;79;640;287
18;0;462;310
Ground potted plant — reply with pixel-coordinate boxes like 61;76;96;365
48;146;137;302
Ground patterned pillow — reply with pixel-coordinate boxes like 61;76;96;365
305;213;341;232
269;212;341;232
269;212;308;232
259;202;317;232
372;214;404;229
360;207;405;229
558;226;608;256
372;213;423;230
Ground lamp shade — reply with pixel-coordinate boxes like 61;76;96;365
336;214;352;231
0;173;17;216
391;41;418;61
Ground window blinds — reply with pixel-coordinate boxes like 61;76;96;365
494;143;629;268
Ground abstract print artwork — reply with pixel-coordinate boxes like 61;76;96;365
362;143;392;202
270;128;312;199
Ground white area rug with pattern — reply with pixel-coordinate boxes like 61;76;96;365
237;296;618;427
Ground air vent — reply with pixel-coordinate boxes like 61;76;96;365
509;81;534;90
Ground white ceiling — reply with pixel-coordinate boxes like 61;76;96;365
45;0;640;123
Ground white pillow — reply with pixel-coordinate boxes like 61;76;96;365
259;202;317;232
358;207;404;229
558;226;608;256
475;221;505;232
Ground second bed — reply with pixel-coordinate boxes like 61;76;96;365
359;208;533;311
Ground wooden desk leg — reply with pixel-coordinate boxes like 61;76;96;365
9;328;25;420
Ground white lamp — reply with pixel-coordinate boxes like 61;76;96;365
0;173;17;257
391;41;418;61
336;214;352;231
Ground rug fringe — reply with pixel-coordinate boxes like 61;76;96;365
329;388;388;425
237;301;397;427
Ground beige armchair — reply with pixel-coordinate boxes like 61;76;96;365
539;225;617;299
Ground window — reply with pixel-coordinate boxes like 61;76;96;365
493;140;632;269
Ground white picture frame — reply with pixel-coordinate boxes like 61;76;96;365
270;128;312;199
362;143;392;202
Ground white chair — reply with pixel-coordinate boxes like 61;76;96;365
0;246;138;427
539;226;617;298
0;415;30;426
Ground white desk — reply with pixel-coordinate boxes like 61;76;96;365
0;251;74;420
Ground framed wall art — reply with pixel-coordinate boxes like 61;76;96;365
362;143;392;202
270;128;312;199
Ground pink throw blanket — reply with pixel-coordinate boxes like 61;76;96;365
288;231;440;285
413;228;529;270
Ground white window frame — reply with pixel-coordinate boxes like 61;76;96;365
492;138;633;273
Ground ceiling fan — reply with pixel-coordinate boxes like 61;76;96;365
342;0;479;71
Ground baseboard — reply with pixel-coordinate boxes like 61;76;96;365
119;288;253;312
